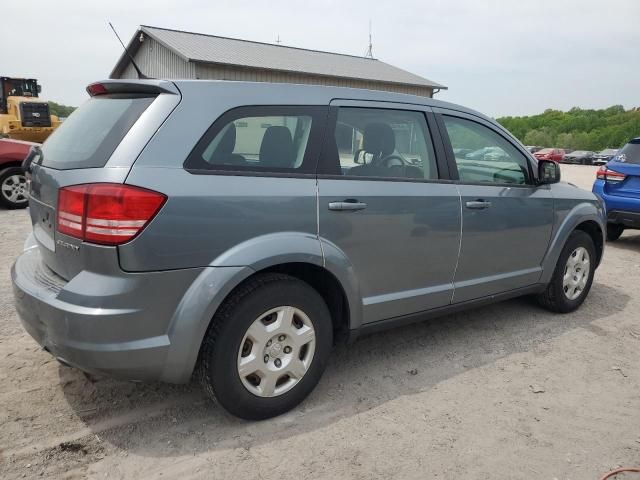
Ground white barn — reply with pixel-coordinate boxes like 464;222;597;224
110;25;446;98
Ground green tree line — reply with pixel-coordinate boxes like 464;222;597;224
48;101;75;118
497;105;640;151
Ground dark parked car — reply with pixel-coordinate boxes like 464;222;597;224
592;138;640;240
592;148;618;166
12;80;606;419
562;150;595;165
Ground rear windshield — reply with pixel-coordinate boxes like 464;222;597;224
41;95;155;170
613;141;640;164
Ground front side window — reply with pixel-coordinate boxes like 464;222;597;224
326;107;438;180
443;116;531;185
186;107;323;173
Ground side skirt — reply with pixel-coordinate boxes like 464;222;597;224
349;284;546;341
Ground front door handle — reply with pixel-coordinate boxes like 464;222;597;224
328;199;368;211
465;200;492;210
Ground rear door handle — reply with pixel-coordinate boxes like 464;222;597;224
465;200;492;210
328;200;368;211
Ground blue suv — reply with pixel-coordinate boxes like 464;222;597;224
593;138;640;241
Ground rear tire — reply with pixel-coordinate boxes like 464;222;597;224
199;273;333;420
0;167;29;209
537;230;596;313
606;224;624;242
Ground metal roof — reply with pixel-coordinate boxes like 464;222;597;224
112;25;446;90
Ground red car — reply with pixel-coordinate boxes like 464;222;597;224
0;138;36;209
534;148;565;163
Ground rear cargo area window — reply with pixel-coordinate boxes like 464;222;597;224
41;96;155;170
185;106;325;174
614;140;640;164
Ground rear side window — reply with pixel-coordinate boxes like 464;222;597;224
185;106;326;174
41;95;155;170
322;107;438;180
613;140;640;164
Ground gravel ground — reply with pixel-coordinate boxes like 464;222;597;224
1;165;639;479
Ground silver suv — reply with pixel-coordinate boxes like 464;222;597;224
12;80;605;419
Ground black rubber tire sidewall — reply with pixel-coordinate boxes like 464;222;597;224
606;224;624;242
543;230;596;313
0;167;29;209
202;275;333;420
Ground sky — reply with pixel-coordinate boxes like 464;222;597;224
2;0;639;117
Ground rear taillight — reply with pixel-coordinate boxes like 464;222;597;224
57;184;166;245
596;166;626;183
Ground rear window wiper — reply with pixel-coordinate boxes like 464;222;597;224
22;144;43;174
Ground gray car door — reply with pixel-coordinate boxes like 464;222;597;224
317;100;461;325
435;108;554;303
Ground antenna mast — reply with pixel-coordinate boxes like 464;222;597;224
109;22;148;79
365;20;374;58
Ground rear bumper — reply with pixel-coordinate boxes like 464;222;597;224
11;244;206;382
592;180;640;228
607;210;640;228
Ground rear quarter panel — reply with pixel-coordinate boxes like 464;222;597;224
119;170;320;271
120;81;328;272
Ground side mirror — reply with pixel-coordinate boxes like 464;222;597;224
538;159;560;184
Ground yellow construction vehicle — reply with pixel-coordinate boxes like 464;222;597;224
0;77;61;143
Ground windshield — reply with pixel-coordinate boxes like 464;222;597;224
41;95;155;170
536;148;553;154
2;78;38;98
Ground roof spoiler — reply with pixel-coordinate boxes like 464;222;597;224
86;80;179;97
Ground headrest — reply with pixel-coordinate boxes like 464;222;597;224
363;123;395;156
259;126;295;168
214;123;237;155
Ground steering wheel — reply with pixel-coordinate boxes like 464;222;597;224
375;154;407;168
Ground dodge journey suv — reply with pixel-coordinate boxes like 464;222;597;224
12;80;605;419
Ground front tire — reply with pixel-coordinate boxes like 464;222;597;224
606;224;624;242
199;273;333;420
0;167;29;209
537;230;596;313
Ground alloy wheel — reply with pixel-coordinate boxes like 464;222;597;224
1;174;28;205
